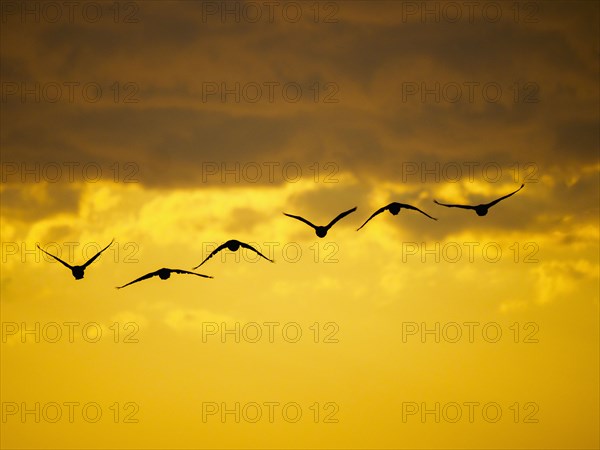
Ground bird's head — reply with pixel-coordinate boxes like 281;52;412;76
72;268;85;280
158;269;171;280
315;227;328;238
388;203;401;215
475;206;489;216
227;240;241;251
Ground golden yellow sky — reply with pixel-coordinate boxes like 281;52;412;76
1;1;598;449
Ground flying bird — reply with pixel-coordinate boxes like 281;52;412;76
433;184;525;216
116;268;213;289
37;239;114;280
193;239;274;269
283;207;357;238
357;202;437;231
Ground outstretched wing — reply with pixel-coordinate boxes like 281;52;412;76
116;270;158;289
398;203;438;221
326;207;357;229
484;184;525;209
82;238;114;268
37;244;73;270
171;269;214;278
283;213;317;229
356;206;387;231
192;242;229;269
433;200;475;210
240;242;274;262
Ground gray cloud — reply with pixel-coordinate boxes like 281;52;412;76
1;0;597;229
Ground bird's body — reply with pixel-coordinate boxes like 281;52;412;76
37;239;114;280
116;268;212;289
283;207;357;238
225;240;242;252
357;202;437;231
158;269;172;280
433;184;525;216
193;239;273;269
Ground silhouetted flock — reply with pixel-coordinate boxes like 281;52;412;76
36;184;525;288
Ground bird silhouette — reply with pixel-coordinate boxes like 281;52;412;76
433;184;525;216
283;207;357;238
193;239;274;269
37;239;114;280
357;202;437;231
116;268;213;289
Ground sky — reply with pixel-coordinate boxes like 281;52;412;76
0;1;599;449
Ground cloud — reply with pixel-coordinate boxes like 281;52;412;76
1;1;597;194
533;259;600;305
